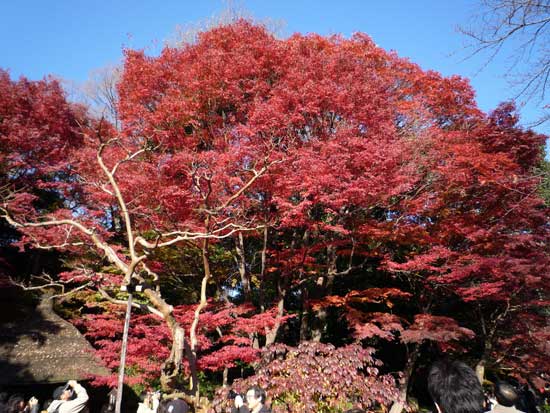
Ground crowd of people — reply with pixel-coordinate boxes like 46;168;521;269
227;359;543;413
427;360;542;413
0;361;544;413
0;380;88;413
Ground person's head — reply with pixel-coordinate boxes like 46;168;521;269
245;386;266;411
495;382;519;407
140;391;151;405
161;398;189;413
427;359;485;413
53;385;74;401
6;395;25;413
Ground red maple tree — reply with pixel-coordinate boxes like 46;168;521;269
2;19;549;410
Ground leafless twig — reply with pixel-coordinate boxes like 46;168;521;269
459;0;550;120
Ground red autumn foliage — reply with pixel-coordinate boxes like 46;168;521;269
400;314;474;344
1;18;549;403
0;70;85;187
75;300;290;386
210;342;398;413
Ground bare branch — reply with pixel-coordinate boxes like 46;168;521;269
134;224;265;249
49;282;94;299
33;241;86;250
219;158;283;211
97;139;138;263
111;148;146;177
10;273;94;300
459;0;550;108
0;207;129;273
81;64;122;129
9;275;65;293
98;287;165;319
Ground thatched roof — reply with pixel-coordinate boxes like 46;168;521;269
0;295;109;385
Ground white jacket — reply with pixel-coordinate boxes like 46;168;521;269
47;383;89;413
137;398;159;413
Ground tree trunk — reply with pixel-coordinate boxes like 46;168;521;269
311;308;326;342
265;280;285;346
259;226;268;311
475;337;494;385
299;286;310;342
310;244;337;341
144;288;190;392
235;232;250;298
325;244;337;294
222;368;229;387
189;234;212;396
475;306;502;385
389;345;420;413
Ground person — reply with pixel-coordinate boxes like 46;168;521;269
27;397;39;413
99;389;116;413
232;386;271;413
3;395;38;413
46;380;88;413
159;398;189;413
517;384;541;413
137;391;160;413
427;359;486;413
492;382;526;413
6;394;39;413
6;395;24;413
40;399;52;413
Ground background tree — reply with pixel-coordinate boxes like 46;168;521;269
460;0;550;124
81;64;122;129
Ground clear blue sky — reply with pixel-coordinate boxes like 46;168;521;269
1;0;548;135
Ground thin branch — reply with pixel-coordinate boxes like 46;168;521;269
97;140;138;263
33;241;86;250
9;276;65;292
219;158;283;211
98;287;164;319
110;147;147;177
459;0;550;103
0;208;129;272
10;273;94;300
134;224;265;249
49;282;94;299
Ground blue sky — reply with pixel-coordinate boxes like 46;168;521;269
1;0;547;135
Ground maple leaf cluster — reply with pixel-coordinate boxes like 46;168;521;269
210;341;397;413
72;300;289;387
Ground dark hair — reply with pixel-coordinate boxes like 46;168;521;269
495;382;519;407
159;398;189;413
344;409;366;413
246;386;267;404
6;395;25;413
427;360;485;413
53;386;65;400
157;399;168;413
